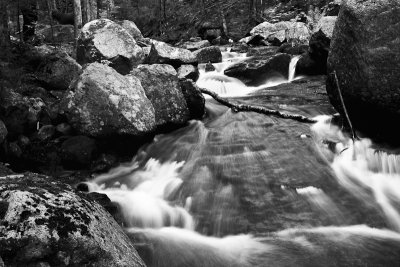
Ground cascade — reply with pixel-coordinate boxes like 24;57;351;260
288;55;301;82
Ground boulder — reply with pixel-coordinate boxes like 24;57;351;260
316;16;337;38
277;43;308;55
193;46;222;64
250;21;289;39
61;62;156;137
120;20;144;41
0;120;7;144
247;47;279;57
177;65;200;81
77;19;144;75
181;40;210;51
37;25;74;43
326;0;400;142
205;62;215;72
36;125;55;141
286;22;311;45
61;135;97;168
0;173;145;267
145;40;197;68
36;52;82;91
129;64;190;128
296;30;331;76
179;79;205;120
224;53;292;86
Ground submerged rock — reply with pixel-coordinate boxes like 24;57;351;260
61;62;156;137
326;0;400;142
77;19;145;75
193;46;222;64
224;53;291;86
145;40;197;68
129;64;190;128
0;174;145;267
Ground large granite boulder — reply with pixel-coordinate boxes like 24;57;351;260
224;53;292;86
120;20;144;41
0;173;145;267
61;62;156;137
326;0;400;142
193;46;222;63
36;52;82;91
77;19;145;75
145;40;197;68
129;64;190;128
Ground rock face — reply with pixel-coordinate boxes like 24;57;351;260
36;52;82;91
120;20;144;41
62;62;156;137
145;40;197;68
193;46;222;63
224;53;292;86
77;19;145;75
0;173;145;267
326;0;400;142
130;64;190;128
316;16;337;38
177;65;199;81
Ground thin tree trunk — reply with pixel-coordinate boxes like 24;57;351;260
73;0;82;43
96;0;101;18
218;0;228;37
46;0;56;44
0;0;10;59
81;0;88;24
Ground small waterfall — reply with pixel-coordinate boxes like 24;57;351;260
311;116;400;231
288;55;301;82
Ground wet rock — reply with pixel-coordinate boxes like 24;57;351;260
181;40;210;51
0;120;7;144
37;125;55;141
36;24;75;43
36;52;81;91
224;53;291;86
244;35;266;46
91;154;117;173
177;65;200;82
193;46;222;64
61;63;156;137
326;0;400;143
120;20;144;41
77;19;145;75
296;30;331;76
145;40;197;69
129;64;190;128
278;43;308;55
205;62;215;72
60;135;97;168
0;174;145;267
179;79;205;120
247;47;279;57
316;16;337;38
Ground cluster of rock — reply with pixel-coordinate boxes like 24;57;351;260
0;19;212;172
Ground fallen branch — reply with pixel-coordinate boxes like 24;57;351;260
199;87;317;123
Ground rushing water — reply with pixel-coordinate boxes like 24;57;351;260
83;52;400;266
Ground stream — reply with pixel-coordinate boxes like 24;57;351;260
85;52;400;267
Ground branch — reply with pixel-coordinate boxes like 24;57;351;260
199;87;317;123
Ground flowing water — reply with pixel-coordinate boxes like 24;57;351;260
84;52;400;266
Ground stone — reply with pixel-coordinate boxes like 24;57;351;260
193;46;222;64
316;16;337;38
145;40;197;68
205;62;215;72
36;125;55;141
77;19;145;75
179;79;205;120
326;0;400;142
0;120;7;144
120;20;144;41
129;64;190;128
61;62;156;137
56;123;72;136
60;135;97;168
181;40;210;51
277;43;308;55
224;53;292;86
0;174;145;267
35;52;82;91
177;65;200;81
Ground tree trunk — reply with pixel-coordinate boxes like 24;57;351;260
21;0;38;41
0;0;10;58
218;0;228;37
73;0;82;42
96;0;101;18
81;0;88;24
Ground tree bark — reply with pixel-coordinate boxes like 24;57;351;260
73;0;82;41
21;0;38;41
199;87;317;123
0;0;10;58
